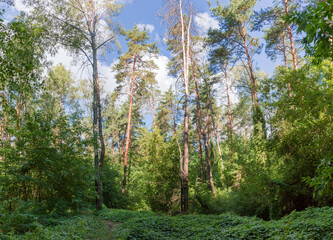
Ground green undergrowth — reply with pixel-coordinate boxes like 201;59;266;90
98;207;333;240
0;213;113;240
1;207;332;239
97;208;157;223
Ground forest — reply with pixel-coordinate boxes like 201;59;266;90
0;0;332;239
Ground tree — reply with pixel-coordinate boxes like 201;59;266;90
253;0;300;97
160;0;194;213
45;64;75;150
209;0;261;107
207;29;235;159
290;1;333;65
27;0;122;209
114;25;158;194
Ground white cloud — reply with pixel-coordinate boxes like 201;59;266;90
116;0;133;4
14;0;32;13
154;33;161;43
137;23;155;33
47;48;117;94
153;55;175;92
195;12;219;35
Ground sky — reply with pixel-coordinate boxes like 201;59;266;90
2;0;281;127
2;0;278;92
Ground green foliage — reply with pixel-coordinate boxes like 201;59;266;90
305;158;333;202
0;214;114;240
98;207;333;240
101;158;124;209
290;1;333;62
97;208;156;223
126;128;180;212
0;111;93;211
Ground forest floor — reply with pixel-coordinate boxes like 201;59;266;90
1;207;332;239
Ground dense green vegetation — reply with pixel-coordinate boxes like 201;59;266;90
1;208;332;239
0;0;332;239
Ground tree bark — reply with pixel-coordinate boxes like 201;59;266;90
122;54;137;195
283;0;298;70
190;50;204;181
91;2;103;209
203;76;224;170
281;35;292;98
179;0;191;213
223;63;234;159
241;23;258;107
204;112;215;194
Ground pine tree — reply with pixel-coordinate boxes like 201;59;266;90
114;25;158;194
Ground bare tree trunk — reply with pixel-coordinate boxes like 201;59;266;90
171;96;177;133
179;0;191;213
96;64;105;173
241;23;258;107
91;3;103;208
122;54;137;195
93;49;103;210
283;0;298;70
223;63;234;159
203;76;224;170
204;113;215;195
190;50;204;181
281;35;292;98
59;93;63;149
16;94;21;129
243;124;246;144
149;96;157;129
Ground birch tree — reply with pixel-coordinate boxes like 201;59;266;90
27;0;122;210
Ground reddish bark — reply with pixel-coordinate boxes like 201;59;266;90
122;54;137;195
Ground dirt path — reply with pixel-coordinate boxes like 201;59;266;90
102;220;120;232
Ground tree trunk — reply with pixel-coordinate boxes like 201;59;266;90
223;63;234;159
243;124;246;144
204;113;215;195
149;96;157;129
59;93;63;149
203;76;224;170
283;0;298;70
96;64;105;173
281;35;292;98
122;54;137;195
91;7;103;209
241;23;258;107
16;95;21;129
179;0;191;213
190;50;204;181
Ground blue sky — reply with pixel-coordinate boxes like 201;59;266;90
3;0;280;85
3;0;287;104
1;0;287;129
115;0;278;73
